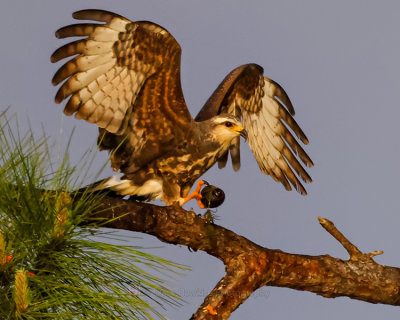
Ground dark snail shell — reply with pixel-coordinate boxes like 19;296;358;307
200;185;225;208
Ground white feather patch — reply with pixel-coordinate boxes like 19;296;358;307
136;180;163;197
99;174;163;198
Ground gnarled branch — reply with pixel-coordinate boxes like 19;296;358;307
82;195;400;319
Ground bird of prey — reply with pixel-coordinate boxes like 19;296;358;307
51;9;313;207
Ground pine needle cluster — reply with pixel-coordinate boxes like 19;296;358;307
0;115;184;319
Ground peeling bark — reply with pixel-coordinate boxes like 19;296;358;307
81;195;400;320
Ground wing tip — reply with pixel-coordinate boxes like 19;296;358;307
291;178;308;196
50;48;63;63
63;108;74;116
52;67;65;85
293;180;308;196
276;167;310;196
55;87;67;104
51;76;59;86
72;9;122;22
272;80;296;115
55;28;67;39
218;162;226;169
54;96;62;104
72;9;105;19
50;46;69;63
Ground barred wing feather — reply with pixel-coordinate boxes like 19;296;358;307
196;64;313;194
51;9;191;136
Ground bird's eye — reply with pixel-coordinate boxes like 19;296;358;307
225;121;233;128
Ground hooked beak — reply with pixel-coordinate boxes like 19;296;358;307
239;127;248;140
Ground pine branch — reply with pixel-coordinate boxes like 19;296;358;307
82;195;400;320
0;116;184;319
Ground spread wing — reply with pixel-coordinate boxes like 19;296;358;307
196;64;313;195
51;9;192;172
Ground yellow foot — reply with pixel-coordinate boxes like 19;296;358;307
182;180;206;209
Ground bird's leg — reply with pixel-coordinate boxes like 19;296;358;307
182;180;206;209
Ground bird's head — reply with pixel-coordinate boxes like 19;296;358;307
208;114;248;145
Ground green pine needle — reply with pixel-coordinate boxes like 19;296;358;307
0;114;187;319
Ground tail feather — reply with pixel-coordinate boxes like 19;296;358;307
77;174;163;201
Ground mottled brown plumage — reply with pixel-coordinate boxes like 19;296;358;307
51;9;313;206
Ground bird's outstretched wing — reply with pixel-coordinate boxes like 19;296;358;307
196;64;313;194
51;9;192;172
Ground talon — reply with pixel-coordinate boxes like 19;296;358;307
182;180;206;208
196;197;205;209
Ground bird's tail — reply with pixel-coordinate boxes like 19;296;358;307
77;174;155;201
77;176;121;198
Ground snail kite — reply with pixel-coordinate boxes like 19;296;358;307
51;9;313;207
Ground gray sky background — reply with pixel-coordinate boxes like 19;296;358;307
1;0;400;319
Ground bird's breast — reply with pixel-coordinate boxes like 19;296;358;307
155;149;222;184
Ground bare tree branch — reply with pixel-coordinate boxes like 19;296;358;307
318;217;384;260
81;195;400;320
